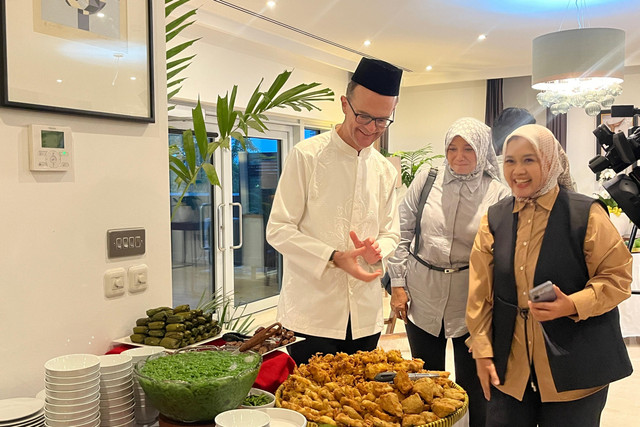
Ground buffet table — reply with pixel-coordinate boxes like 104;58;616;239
620;253;640;337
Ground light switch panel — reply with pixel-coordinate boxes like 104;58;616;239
107;228;145;259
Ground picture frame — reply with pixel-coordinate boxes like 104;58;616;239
0;0;154;122
595;110;638;156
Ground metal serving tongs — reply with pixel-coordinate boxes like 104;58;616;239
237;322;282;352
373;371;441;382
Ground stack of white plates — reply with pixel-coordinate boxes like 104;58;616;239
97;355;134;427
0;397;45;427
121;347;164;425
43;354;101;427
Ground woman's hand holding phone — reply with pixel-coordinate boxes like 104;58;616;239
528;282;578;321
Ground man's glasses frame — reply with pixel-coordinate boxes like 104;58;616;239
346;98;394;128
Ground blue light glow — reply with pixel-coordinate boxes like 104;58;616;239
449;0;633;15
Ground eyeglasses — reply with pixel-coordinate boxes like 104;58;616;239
346;98;394;128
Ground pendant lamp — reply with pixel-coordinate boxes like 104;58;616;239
532;27;625;116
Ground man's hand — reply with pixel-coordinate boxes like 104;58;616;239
349;231;382;264
390;287;409;324
475;358;499;400
332;248;382;282
528;285;577;322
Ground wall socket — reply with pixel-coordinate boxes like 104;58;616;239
104;268;126;298
107;228;145;259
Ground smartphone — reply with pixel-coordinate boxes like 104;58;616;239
529;280;556;302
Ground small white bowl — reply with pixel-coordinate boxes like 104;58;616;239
45;354;101;377
241;387;276;409
121;346;165;362
45;404;99;421
258;407;307;427
99;382;134;399
100;404;135;421
45;390;99;406
99;354;133;373
45;376;100;391
46;383;100;400
98;391;134;407
100;366;132;381
215;409;271;427
45;394;100;413
45;369;101;384
99;397;134;411
75;417;101;427
99;410;135;426
44;408;99;426
100;372;132;387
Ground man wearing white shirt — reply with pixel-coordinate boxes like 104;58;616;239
266;58;402;365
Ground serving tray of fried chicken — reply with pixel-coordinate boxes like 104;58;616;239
275;349;468;427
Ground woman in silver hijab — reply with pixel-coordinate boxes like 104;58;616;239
387;117;510;427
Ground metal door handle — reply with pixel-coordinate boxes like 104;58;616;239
216;203;226;252
199;203;211;250
230;202;243;250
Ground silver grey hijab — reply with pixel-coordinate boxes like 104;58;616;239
444;117;500;181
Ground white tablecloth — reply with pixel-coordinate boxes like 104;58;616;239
620;253;640;337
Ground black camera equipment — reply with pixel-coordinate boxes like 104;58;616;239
590;105;640;295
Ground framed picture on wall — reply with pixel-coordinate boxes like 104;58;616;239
0;0;154;122
595;110;638;156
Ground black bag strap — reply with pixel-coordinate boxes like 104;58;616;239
413;168;438;251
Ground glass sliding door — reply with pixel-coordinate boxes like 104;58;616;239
216;127;291;314
168;129;216;308
169;116;291;315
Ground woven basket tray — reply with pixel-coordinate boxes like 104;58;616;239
275;381;468;427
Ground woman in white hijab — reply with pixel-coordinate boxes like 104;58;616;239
387;117;510;427
466;124;633;427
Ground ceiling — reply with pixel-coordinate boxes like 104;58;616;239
190;0;640;87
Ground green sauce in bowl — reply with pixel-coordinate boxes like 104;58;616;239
134;347;261;422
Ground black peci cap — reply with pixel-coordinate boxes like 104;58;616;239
351;58;403;96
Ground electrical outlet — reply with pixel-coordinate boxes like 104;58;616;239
104;268;126;298
128;264;148;293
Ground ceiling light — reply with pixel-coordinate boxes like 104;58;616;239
532;27;625;116
425;65;432;71
477;34;486;41
363;40;371;47
267;1;276;8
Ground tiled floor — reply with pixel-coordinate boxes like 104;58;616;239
379;293;640;426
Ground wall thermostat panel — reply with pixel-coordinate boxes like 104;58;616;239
29;125;72;171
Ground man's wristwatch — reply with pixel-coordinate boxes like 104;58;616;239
328;250;338;268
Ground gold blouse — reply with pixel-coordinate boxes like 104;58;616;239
466;186;632;402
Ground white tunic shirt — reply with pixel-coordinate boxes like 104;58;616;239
266;128;400;340
387;167;510;338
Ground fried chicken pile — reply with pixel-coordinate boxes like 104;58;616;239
276;349;467;427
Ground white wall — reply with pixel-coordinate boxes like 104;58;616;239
0;6;351;399
171;26;348;126
391;80;486;156
0;5;170;399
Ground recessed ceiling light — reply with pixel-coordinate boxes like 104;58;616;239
130;76;137;81
267;1;276;8
363;40;371;47
478;34;487;41
56;79;63;83
97;12;104;18
425;65;432;71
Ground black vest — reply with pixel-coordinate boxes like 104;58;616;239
488;189;632;392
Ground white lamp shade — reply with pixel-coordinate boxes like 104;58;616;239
532;28;625;89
